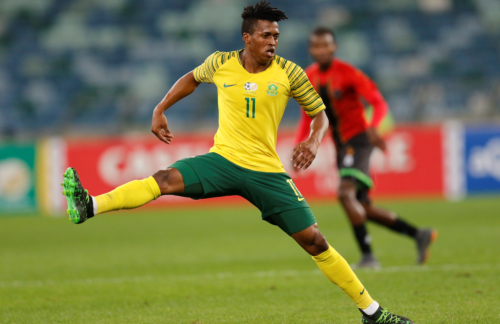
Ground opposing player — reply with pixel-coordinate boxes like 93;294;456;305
295;27;437;268
62;3;414;323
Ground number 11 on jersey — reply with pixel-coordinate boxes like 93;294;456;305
245;98;256;118
287;179;305;201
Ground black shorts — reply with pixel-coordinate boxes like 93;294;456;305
336;132;374;197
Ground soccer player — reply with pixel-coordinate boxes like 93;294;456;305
295;27;437;269
62;2;414;323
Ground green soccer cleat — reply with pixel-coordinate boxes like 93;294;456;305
360;307;414;324
62;167;92;224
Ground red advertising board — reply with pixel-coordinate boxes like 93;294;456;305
283;125;444;199
65;134;246;206
370;125;443;197
64;125;443;208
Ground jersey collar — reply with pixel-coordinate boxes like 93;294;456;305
237;49;274;74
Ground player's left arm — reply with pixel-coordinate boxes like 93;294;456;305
288;64;328;170
292;110;328;170
294;109;312;145
352;68;388;151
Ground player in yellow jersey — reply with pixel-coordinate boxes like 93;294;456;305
61;2;414;323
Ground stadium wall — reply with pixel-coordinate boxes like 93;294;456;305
1;123;498;216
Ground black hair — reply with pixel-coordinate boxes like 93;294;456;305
310;26;336;43
241;1;288;35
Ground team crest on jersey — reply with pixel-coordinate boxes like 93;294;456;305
244;82;258;94
244;82;258;91
267;82;278;96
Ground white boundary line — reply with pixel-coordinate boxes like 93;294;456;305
1;263;498;289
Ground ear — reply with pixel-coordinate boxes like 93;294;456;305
242;32;251;45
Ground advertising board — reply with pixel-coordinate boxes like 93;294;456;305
0;143;37;214
60;125;444;210
464;126;500;194
283;125;444;199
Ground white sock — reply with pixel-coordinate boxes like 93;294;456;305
363;300;380;316
92;196;98;216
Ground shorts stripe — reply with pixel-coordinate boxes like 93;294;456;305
339;168;373;188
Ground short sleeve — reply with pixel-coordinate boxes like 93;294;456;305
288;63;325;117
193;51;224;84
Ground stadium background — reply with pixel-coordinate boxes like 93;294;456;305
1;0;500;213
1;1;500;323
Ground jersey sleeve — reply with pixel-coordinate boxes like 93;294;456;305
193;51;225;84
287;63;325;117
350;68;388;128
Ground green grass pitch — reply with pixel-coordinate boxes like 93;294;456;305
1;198;499;323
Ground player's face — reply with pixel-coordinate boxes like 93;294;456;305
244;20;279;64
309;34;336;66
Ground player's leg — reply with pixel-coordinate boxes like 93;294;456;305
273;212;414;323
362;199;438;264
291;223;374;309
62;166;188;224
337;177;379;268
243;171;413;323
336;133;380;268
94;167;186;213
359;189;417;234
64;152;245;224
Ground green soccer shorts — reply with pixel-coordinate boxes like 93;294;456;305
169;153;316;235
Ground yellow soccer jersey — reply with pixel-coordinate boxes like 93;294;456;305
193;50;325;173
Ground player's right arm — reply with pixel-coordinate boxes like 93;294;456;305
151;52;223;144
152;72;201;144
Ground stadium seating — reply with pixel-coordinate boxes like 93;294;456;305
0;0;499;136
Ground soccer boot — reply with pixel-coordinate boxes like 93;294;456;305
352;253;381;270
360;307;414;324
415;228;438;264
62;167;93;224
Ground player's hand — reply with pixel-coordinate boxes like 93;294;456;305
151;110;174;144
367;127;386;152
291;140;319;170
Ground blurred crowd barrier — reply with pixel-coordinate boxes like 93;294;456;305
1;0;500;138
2;122;499;216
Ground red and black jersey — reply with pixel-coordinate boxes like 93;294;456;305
295;59;388;147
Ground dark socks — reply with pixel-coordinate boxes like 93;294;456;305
389;218;418;238
353;224;372;254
